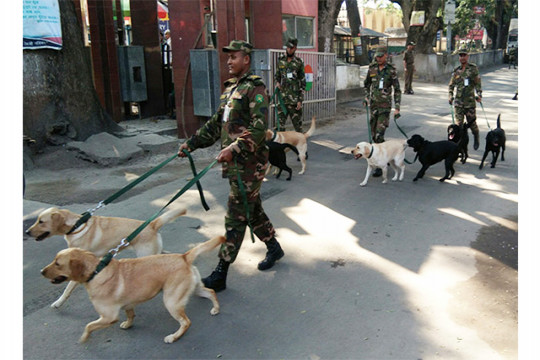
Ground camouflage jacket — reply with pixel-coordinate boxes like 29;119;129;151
403;49;414;65
448;63;482;108
186;71;269;180
364;62;401;111
274;54;305;104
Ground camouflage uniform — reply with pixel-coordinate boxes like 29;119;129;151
364;57;401;143
186;70;275;263
403;44;415;93
448;62;482;140
274;41;306;132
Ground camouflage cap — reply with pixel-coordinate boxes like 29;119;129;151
458;46;469;55
286;37;298;48
223;40;253;54
407;41;416;46
374;47;387;57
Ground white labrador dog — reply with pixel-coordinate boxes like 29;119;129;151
351;139;407;186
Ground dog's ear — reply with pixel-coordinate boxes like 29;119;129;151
69;258;87;282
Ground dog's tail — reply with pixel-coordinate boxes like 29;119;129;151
185;236;226;264
497;114;501;129
284;143;299;156
150;208;187;231
304;116;316;138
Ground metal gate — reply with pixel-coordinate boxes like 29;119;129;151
252;50;336;129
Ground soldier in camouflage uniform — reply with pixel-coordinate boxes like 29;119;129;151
274;37;306;132
403;41;415;94
448;46;482;150
178;40;284;292
363;47;401;177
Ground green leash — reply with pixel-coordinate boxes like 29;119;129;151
67;153;178;234
392;114;415;164
478;101;492;130
365;103;373;144
450;104;455;124
87;156;218;282
69;151;211;235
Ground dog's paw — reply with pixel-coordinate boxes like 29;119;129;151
382;179;388;184
413;178;418;182
298;170;305;175
120;321;133;329
210;307;220;315
490;164;495;168
164;334;177;344
51;300;64;309
78;333;90;344
359;182;367;187
391;176;398;182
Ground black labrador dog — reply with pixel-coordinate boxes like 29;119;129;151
266;141;299;181
407;134;459;182
447;123;469;164
479;114;506;169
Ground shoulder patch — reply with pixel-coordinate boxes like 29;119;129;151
255;94;264;103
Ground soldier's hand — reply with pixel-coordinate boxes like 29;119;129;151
178;143;191;157
394;109;400;118
276;82;281;89
216;146;234;163
476;96;482;103
449;98;453;105
296;102;302;111
363;98;369;107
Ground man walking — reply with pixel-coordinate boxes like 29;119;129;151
274;37;306;132
448;46;482;150
178;40;284;292
363;47;401;177
403;41;415;94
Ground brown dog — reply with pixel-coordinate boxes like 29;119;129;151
41;235;225;344
26;207;187;308
265;116;316;175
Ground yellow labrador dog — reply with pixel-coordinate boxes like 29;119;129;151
41;235;225;344
351;139;407;186
26;207;186;308
265;116;316;175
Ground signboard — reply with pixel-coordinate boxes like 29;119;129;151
305;65;313;92
444;0;456;24
23;0;62;50
410;11;425;26
473;6;485;15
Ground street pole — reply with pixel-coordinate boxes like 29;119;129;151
447;22;452;53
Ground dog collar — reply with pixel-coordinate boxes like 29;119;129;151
271;131;277;142
367;145;374;159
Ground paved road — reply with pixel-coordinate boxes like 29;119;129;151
21;65;518;359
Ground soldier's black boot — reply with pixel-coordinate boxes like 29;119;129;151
373;168;383;177
473;132;480;150
202;259;230;292
258;238;284;271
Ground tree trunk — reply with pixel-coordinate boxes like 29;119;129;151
393;0;443;54
318;0;343;53
23;0;121;149
345;0;370;65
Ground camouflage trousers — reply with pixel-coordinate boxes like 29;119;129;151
369;108;390;143
277;103;303;132
454;106;479;136
220;176;276;263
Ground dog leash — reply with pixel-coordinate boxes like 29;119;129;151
68;151;211;235
478;100;492;130
87;156;218;282
364;102;373;144
392;114;415;164
450;104;455;124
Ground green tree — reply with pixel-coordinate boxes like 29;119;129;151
452;0;518;50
